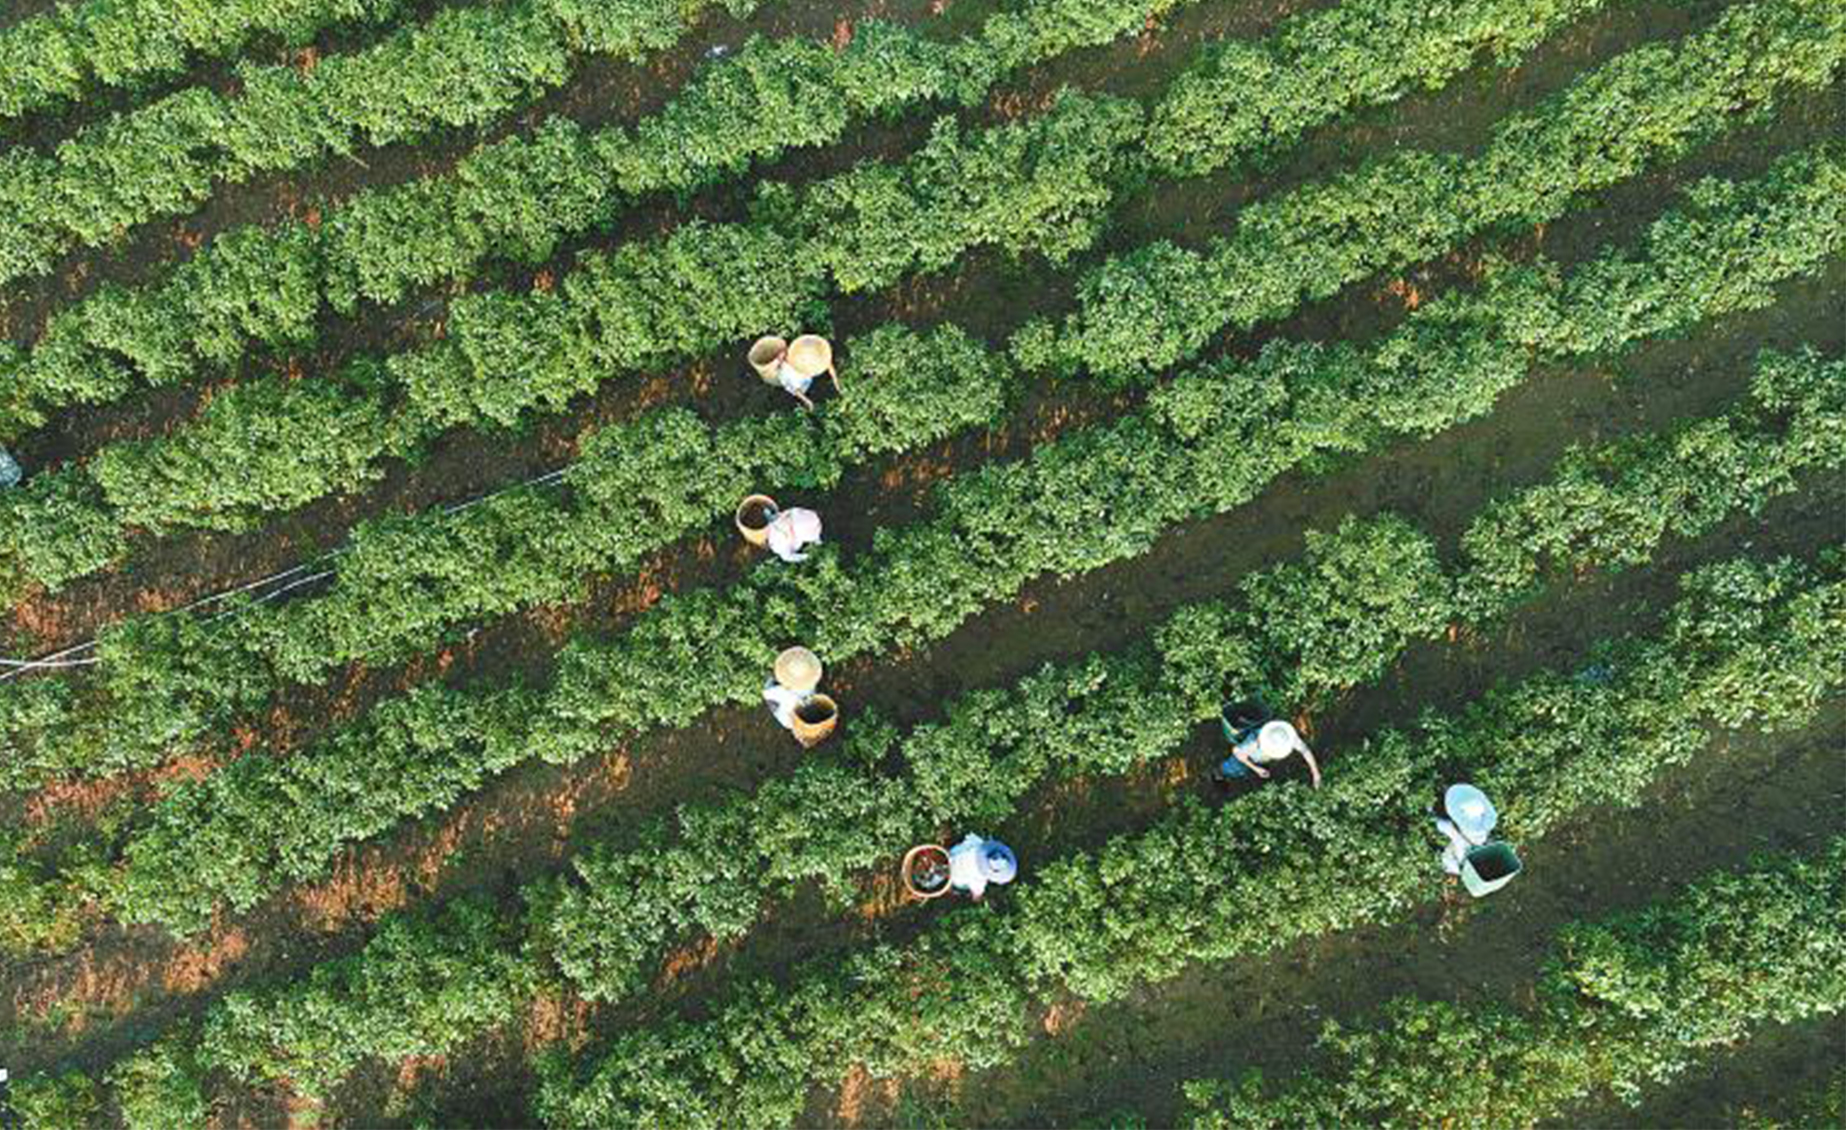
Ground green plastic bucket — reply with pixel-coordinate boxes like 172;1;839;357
1220;701;1267;744
1461;842;1522;897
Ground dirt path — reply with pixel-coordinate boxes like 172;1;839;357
1564;1013;1846;1128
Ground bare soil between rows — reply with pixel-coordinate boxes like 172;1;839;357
0;0;1735;654
5;2;1843;1123
887;712;1846;1129
6;67;1841;1089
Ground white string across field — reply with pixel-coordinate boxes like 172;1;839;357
0;458;584;680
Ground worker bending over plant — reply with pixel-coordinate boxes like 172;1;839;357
766;506;823;563
1215;705;1322;788
948;833;1018;900
763;646;823;732
758;334;843;411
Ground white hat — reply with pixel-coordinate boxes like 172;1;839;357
773;507;822;542
1444;783;1498;841
1258;720;1301;760
773;646;822;693
980;841;1018;884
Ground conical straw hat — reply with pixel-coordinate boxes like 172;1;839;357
774;646;823;692
786;334;833;377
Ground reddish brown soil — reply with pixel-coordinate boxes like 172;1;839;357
4;0;1843;1125
11;3;1841;1055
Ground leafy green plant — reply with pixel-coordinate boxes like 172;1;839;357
106;1033;211;1130
534;552;1846;1126
1183;841;1846;1128
8;1070;99;1130
0;0;406;123
197;897;537;1103
9;144;1839;944
0;0;769;288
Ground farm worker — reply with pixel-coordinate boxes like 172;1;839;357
776;354;821;411
768;336;842;411
948;833;1018;900
1434;783;1497;876
763;646;823;733
0;447;19;488
1218;718;1322;788
766;506;823;563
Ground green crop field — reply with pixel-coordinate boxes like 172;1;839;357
0;0;1841;1125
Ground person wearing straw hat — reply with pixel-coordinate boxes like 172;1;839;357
765;335;842;411
1434;783;1497;875
947;833;1018;900
763;646;823;732
765;506;823;563
1218;717;1322;788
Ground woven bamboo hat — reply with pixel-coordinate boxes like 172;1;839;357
773;646;823;693
786;334;833;377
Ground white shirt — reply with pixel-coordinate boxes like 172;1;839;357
777;361;814;397
1434;816;1483;875
763;680;808;730
766;507;822;563
948;833;990;899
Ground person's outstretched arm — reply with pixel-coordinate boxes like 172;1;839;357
1234;747;1270;778
1299;746;1322;789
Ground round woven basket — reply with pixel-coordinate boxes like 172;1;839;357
785;334;833;378
749;335;788;384
734;494;778;547
773;646;822;693
902;843;952;900
791;693;838;748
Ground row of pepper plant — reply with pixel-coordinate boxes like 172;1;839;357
0;0;1619;439
0;0;775;287
4;139;1840;953
0;0;405;123
1182;839;1846;1128
5;2;1839;791
0;0;1644;600
22;344;1841;1120
534;546;1846;1126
